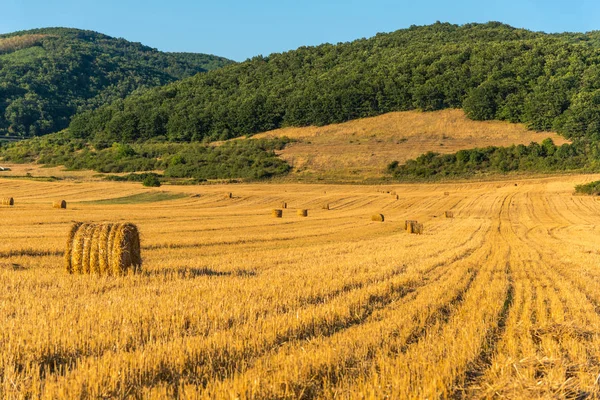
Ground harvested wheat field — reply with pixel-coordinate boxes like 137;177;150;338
3;175;600;398
254;109;569;181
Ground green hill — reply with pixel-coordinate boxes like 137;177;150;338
0;27;234;137
69;22;600;146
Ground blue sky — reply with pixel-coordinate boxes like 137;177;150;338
2;0;600;61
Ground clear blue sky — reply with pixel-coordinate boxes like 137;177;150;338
2;0;600;61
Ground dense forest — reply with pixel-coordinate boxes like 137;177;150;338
0;27;233;137
68;22;600;146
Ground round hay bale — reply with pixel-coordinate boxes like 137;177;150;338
272;209;283;218
111;223;142;275
322;204;330;210
281;202;287;209
390;191;397;196
297;209;308;217
53;200;67;209
88;225;102;274
64;222;141;276
225;192;232;199
445;211;454;218
2;197;14;206
415;223;424;235
70;223;88;274
97;223;113;275
107;223;121;276
371;214;384;222
80;224;96;274
64;222;83;274
395;195;399;200
405;220;418;231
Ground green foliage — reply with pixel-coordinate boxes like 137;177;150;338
104;172;163;182
387;138;599;179
142;174;161;187
0;28;233;138
83;192;188;204
575;180;600;195
67;22;600;144
0;134;292;181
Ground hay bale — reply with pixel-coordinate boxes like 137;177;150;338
406;221;423;234
395;195;399;200
64;222;83;274
53;200;67;209
444;192;450;196
414;223;424;235
445;211;454;218
272;209;283;218
2;197;14;206
65;222;142;276
97;223;113;275
80;224;95;274
225;192;232;199
390;191;397;196
404;220;418;230
297;209;308;217
322;204;330;210
111;223;141;275
281;202;287;209
371;214;384;222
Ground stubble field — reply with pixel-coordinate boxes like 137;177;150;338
2;175;600;398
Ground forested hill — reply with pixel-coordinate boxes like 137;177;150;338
0;27;234;137
69;22;600;146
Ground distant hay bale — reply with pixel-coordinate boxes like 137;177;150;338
445;211;454;218
297;209;308;217
414;223;424;235
65;222;142;276
371;214;384;222
395;195;399;200
322;204;330;210
2;197;14;206
444;192;450;196
281;202;287;209
405;220;418;230
407;221;423;234
390;191;397;196
225;192;232;199
514;183;518;187
53;200;67;209
405;221;424;235
272;209;283;218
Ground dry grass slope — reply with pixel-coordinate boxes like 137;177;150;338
254;109;569;181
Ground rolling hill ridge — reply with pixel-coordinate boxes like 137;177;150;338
0;27;234;138
69;22;600;146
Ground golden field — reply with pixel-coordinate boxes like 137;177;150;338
254;109;569;181
2;174;600;398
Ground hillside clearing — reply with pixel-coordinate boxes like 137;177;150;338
254;109;569;181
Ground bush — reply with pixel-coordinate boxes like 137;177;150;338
142;174;161;187
575;181;600;195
